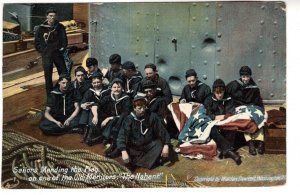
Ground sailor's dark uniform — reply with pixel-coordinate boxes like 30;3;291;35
180;80;211;104
117;111;170;169
39;88;81;135
121;71;143;99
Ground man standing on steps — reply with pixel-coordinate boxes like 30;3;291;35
34;7;68;98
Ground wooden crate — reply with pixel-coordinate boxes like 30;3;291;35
265;128;286;154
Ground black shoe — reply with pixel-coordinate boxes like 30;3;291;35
257;141;265;155
106;148;120;158
248;140;257;156
224;150;242;165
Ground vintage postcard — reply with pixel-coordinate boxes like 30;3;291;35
1;0;289;190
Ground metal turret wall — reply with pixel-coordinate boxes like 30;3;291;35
89;1;286;101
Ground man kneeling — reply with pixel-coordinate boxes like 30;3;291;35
117;95;170;169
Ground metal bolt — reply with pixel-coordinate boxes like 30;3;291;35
192;45;196;49
273;50;277;54
192;17;196;21
206;3;209;7
136;24;139;27
270;93;274;97
259;35;263;39
205;17;209;22
156;13;160;16
218;3;223;8
205;32;209;36
258;79;262;82
259;49;263;54
216;61;221;66
112;44;115;48
203;75;207;80
273;20;278;25
216;76;220;79
273;35;278;40
137;11;140;14
218;18;222;22
217;32;222;38
217;47;221;52
204;60;208;65
193;2;197;6
272;79;275;83
257;64;262;68
283;94;286;97
260;20;264;25
136;51;139;55
274;6;279;10
261;5;265;10
136;37;139;41
145;52;149;57
155;54;159;58
272;64;276;68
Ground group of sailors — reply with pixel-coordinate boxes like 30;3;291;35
39;53;265;169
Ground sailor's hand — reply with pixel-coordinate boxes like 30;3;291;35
92;116;98;125
161;145;169;158
56;121;64;128
64;118;72;126
122;151;130;164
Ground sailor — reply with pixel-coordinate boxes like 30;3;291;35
104;54;124;83
80;71;110;145
138;63;173;104
39;74;81;135
180;69;211;104
70;66;91;101
226;66;265;155
121;61;143;99
117;95;170;169
99;78;133;158
34;7;68;98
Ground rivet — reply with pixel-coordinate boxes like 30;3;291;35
206;3;209;7
216;76;220;79
112;44;115;48
217;32;222;38
137;11;140;14
259;35;263;39
273;50;277;54
216;61;221;66
192;45;196;49
204;60;208;65
273;20;278;25
274;6;279;10
205;32;209;36
272;64;276;68
205;17;209;22
156;13;160;16
155;54;159;58
283;94;286;97
193;31;196;34
203;75;207;80
136;24;139;27
218;3;223;8
192;17;196;21
135;51;139;55
101;27;104;31
145;52;149;57
259;49;263;54
260;20;264;25
261;5;265;10
273;35;278;40
156;40;159;44
217;47;221;52
136;37;140;41
258;79;262;82
218;18;222;22
156;27;159;31
272;79;275;83
193;3;197;6
270;93;274;97
257;64;262;68
146;12;150;15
